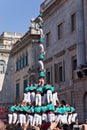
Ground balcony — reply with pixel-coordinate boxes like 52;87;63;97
41;0;56;11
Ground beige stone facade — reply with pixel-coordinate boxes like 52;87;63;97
0;32;23;107
11;26;40;103
41;0;87;122
0;23;40;107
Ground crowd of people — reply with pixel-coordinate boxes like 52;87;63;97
7;82;78;130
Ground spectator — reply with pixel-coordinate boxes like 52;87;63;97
0;119;6;130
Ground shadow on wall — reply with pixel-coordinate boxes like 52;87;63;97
0;54;14;108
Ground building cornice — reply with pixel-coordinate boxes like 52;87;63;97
41;0;66;20
54;50;65;58
67;44;77;51
0;49;10;53
11;31;40;55
44;57;53;64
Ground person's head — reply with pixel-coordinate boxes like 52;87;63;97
60;100;66;106
66;104;71;107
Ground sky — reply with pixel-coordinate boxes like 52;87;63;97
0;0;44;34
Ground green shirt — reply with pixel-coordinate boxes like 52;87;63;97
40;71;45;77
42;85;46;93
39;54;45;60
15;106;22;111
21;105;30;112
51;86;55;93
25;86;30;92
44;84;52;92
29;85;37;91
39;13;43;17
39;22;43;27
39;37;44;43
9;105;16;112
47;104;55;111
70;107;75;113
34;106;41;113
36;87;43;93
59;105;67;114
29;106;34;113
41;106;48;112
55;107;63;114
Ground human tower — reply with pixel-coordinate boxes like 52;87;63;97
8;8;77;127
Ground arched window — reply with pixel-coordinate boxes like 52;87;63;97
0;60;6;73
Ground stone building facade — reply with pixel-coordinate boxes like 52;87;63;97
0;21;40;107
11;24;40;103
0;32;23;107
41;0;87;122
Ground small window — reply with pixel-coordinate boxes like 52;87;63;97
72;56;77;71
24;53;28;67
71;13;76;32
16;60;18;71
25;53;28;65
0;60;6;73
58;23;63;40
59;64;63;82
46;32;50;47
23;79;28;93
20;56;23;69
16;83;20;100
54;64;58;83
54;61;65;83
17;59;20;70
20;57;22;69
46;71;50;84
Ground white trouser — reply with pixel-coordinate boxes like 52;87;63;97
48;113;55;122
26;92;31;103
39;44;45;52
47;90;53;104
68;114;72;124
13;113;17;124
38;17;43;22
8;114;13;124
60;114;68;124
38;60;44;70
56;114;63;122
42;113;48;122
42;93;47;105
40;28;44;37
23;93;28;102
71;113;78;123
52;92;59;106
33;114;42;126
27;114;33;126
18;114;26;126
36;93;42;106
30;92;35;103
